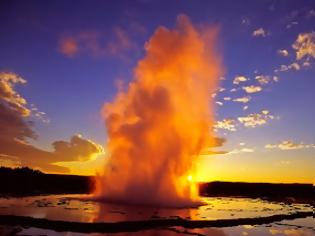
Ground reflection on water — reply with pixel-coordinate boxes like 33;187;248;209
1;217;314;236
0;195;313;235
0;195;312;223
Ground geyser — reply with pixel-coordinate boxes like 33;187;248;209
94;15;222;207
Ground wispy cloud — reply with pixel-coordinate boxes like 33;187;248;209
265;140;315;150
58;37;79;57
308;9;315;17
227;148;255;155
58;26;137;59
286;21;298;29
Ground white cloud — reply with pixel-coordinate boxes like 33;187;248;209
252;28;267;37
233;76;247;85
238;110;275;128
216;101;223;106
217;87;226;92
255;75;271;85
273;76;279;82
242;85;262;93
292;32;315;61
277;49;289;57
233;96;251;103
274;63;300;72
214;118;237;131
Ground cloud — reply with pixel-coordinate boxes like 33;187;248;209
308;9;315;17
217;87;226;92
255;75;279;85
223;97;231;101
233;76;247;85
107;27;134;56
52;134;103;162
286;21;298;29
0;72;103;173
216;101;223;106
214;118;237;131
275;62;301;72
292;32;315;61
265;140;315;150
0;72;35;142
241;17;250;26
0;72;30;117
277;49;289;57
273;76;279;82
255;75;271;85
238;110;275;128
215;109;276;133
0;135;103;173
58;37;79;57
242;85;262;93
252;28;267;37
30;104;50;123
58;27;136;59
233;96;251;103
227;148;254;155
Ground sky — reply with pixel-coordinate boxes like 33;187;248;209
0;0;314;183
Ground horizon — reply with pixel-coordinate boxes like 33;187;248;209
1;0;315;185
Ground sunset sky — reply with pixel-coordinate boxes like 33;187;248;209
0;0;314;184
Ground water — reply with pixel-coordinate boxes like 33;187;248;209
0;194;313;235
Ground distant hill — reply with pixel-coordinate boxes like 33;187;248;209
0;167;92;196
199;181;314;204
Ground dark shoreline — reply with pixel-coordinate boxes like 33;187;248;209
0;167;314;204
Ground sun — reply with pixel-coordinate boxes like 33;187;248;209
187;175;193;182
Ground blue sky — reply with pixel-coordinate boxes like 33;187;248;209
0;0;314;182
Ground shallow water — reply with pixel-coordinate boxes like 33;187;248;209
0;194;312;222
0;195;313;235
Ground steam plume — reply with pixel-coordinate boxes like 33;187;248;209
94;15;222;207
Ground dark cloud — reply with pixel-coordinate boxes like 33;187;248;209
0;72;103;173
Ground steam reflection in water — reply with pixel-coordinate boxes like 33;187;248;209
0;195;312;223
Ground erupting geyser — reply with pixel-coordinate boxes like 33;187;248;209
94;15;222;207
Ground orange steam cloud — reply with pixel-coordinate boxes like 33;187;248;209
94;15;222;207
